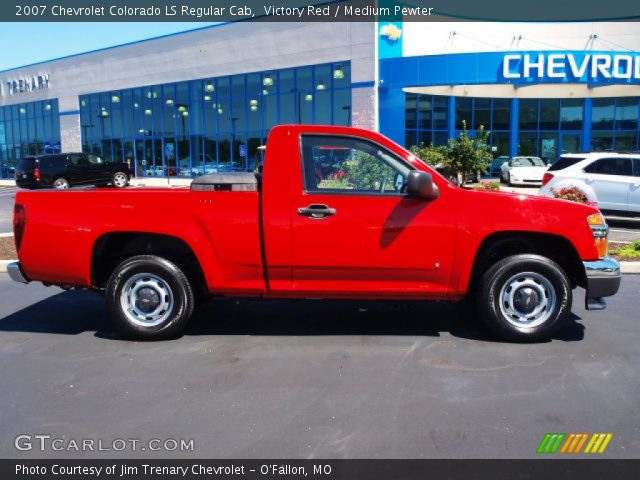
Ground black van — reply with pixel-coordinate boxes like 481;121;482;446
15;153;130;189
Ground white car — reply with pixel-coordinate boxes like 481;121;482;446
501;156;549;186
539;152;640;214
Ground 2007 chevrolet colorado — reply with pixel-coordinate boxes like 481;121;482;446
8;125;621;341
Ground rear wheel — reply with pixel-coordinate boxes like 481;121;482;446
476;254;571;342
112;171;129;188
105;255;194;340
53;177;70;189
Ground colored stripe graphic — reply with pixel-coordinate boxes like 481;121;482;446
539;433;613;454
537;433;566;453
560;433;589;453
584;433;613;453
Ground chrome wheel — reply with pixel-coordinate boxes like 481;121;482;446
53;178;69;189
113;172;128;187
119;273;174;327
498;272;556;328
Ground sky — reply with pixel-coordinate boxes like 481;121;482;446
0;22;219;71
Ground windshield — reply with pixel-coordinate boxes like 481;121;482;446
512;157;545;167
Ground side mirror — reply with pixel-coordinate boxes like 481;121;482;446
406;171;439;200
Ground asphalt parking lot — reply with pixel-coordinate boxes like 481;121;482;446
0;273;639;459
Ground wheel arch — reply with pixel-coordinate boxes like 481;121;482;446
467;231;586;296
91;232;208;297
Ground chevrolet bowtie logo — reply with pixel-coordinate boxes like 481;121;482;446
537;433;613;454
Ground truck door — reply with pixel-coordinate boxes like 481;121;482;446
289;134;456;297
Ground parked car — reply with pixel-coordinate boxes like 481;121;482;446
8;125;620;342
539;152;640;215
490;155;510;177
15;153;130;189
500;156;548;186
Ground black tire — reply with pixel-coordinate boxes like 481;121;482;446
112;171;129;188
53;177;70;189
476;254;572;342
105;255;194;340
506;173;513;186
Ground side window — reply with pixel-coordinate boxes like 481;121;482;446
300;135;412;194
585;158;633;176
69;154;87;166
87;154;104;164
633;159;640;178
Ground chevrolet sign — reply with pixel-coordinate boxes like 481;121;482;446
502;53;640;81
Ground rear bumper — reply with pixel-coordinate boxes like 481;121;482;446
7;262;29;284
583;257;621;309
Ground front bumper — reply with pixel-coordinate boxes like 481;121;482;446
583;256;621;310
7;262;29;284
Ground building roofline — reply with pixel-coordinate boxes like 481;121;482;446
0;1;345;74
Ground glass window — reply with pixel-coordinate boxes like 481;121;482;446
314;90;331;125
405;93;417;130
616;97;638;131
296;67;313;91
518;132;537;156
540;100;559;130
591;132;613;151
519;99;537;131
592;98;615;130
417;95;432;130
455;97;472;130
332;89;351;126
614;131;637;151
492;99;510;131
300;135;411;194
473;98;490;130
433;96;447;130
560;99;582;130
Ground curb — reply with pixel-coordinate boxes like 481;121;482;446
619;262;640;274
2;259;640;274
0;232;14;238
0;260;15;273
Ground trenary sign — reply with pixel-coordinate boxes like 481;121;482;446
502;53;640;83
0;73;50;96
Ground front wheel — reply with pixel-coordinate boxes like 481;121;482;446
112;171;129;188
105;255;194;340
476;254;572;342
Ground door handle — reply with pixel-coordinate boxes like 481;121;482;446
297;204;336;219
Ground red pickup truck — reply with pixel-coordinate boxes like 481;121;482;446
8;125;621;342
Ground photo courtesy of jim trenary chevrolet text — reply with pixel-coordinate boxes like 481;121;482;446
0;1;639;479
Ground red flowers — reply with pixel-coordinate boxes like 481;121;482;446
551;186;597;206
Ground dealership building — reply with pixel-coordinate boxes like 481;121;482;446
0;16;639;179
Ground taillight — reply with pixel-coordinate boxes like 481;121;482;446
34;167;41;181
542;172;553;186
13;204;26;251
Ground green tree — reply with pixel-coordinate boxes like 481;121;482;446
409;122;492;186
445;121;491;185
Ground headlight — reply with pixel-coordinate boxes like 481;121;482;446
587;213;608;258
